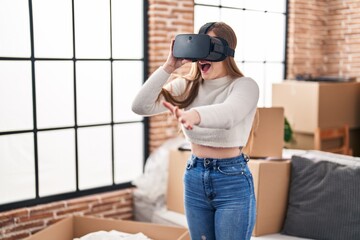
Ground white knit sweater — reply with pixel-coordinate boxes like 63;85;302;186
132;66;259;148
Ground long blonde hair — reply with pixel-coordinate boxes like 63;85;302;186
160;22;259;152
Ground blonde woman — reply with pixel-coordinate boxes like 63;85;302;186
132;22;259;240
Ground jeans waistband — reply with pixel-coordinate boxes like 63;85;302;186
188;153;249;169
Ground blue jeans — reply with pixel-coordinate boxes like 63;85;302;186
184;153;256;240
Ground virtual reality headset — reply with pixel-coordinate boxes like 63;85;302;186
173;22;235;62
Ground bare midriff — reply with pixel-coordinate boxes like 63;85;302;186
191;143;242;159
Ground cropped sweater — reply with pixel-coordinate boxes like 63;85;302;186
131;66;259;148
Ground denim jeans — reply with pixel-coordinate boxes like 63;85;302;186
184;153;256;240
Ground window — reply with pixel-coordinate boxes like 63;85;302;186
194;0;288;107
0;0;146;210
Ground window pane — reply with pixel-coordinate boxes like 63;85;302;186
114;123;143;184
112;0;143;59
195;3;286;107
0;61;33;132
0;133;35;205
243;11;266;61
220;8;245;61
78;126;112;190
264;0;287;13
265;63;284;107
265;13;286;61
0;0;145;208
244;0;266;11
244;0;286;12
76;61;111;125
36;61;75;129
236;61;245;74
38;129;76;197
32;0;73;58
0;0;31;57
113;61;143;122
221;0;245;8
74;0;110;58
194;6;220;33
243;62;265;107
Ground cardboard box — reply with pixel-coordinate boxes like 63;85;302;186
167;150;190;215
272;80;360;133
25;216;190;240
284;131;316;150
167;150;291;237
248;160;291;236
251;107;284;158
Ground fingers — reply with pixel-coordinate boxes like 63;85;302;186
162;101;179;118
162;101;193;130
179;117;192;130
173;106;181;118
162;101;175;114
183;121;193;130
170;39;175;52
181;59;192;65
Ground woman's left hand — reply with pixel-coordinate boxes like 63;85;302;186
162;101;200;130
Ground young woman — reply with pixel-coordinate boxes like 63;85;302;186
132;22;259;240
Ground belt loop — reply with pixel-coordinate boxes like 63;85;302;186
188;155;197;168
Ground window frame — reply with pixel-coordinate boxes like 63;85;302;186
0;0;149;212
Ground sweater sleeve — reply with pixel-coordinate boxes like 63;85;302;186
192;77;259;129
131;66;187;116
131;66;170;116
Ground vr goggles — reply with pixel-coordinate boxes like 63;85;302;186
173;22;235;62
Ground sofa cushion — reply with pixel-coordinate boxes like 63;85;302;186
282;152;360;240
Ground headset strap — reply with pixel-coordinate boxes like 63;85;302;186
199;22;216;34
215;37;235;57
199;22;235;58
226;47;235;57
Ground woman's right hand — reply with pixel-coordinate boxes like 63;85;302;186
162;101;200;130
163;39;191;74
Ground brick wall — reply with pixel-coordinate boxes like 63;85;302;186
287;0;327;78
325;0;360;77
147;0;194;152
287;0;360;79
0;189;133;240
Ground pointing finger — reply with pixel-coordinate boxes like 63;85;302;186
162;101;174;112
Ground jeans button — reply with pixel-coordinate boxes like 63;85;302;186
204;159;210;167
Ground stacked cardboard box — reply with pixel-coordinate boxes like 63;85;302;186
272;80;360;155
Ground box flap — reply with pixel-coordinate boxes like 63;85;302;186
25;216;189;240
74;216;188;240
24;217;74;240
